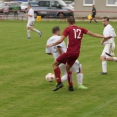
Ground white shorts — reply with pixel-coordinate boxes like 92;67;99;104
101;43;115;58
59;60;80;74
27;21;34;28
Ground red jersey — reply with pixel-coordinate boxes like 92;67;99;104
62;25;88;54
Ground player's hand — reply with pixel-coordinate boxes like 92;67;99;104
26;13;28;17
46;44;53;48
104;36;113;39
101;40;104;45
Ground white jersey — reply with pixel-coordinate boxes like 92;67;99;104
46;35;66;59
28;8;35;22
4;6;9;12
103;24;116;44
46;35;81;73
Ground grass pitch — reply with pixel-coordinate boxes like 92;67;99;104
0;20;117;117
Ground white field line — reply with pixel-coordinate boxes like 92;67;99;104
81;96;117;117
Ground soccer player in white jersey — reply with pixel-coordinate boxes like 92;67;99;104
100;17;117;74
26;4;42;39
46;26;88;90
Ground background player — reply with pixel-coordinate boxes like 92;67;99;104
90;5;98;24
12;3;19;20
3;3;9;20
47;17;111;91
100;17;117;74
26;4;42;39
46;26;88;90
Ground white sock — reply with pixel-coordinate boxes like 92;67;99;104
61;74;67;82
27;30;30;37
76;73;83;85
33;28;40;33
102;61;107;73
113;57;117;62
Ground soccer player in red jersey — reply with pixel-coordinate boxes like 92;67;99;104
47;17;112;91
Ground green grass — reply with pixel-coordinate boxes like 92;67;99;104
0;20;117;117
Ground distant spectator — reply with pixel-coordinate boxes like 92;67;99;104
3;3;9;20
12;3;19;20
90;5;98;24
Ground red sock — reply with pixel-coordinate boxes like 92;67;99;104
54;67;61;83
67;71;73;87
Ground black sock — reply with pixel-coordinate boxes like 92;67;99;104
94;19;97;23
90;20;92;23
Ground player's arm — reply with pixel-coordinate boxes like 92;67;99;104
86;31;112;39
93;9;95;13
57;46;64;55
101;29;114;44
47;35;66;47
26;10;33;17
101;38;108;45
27;14;32;17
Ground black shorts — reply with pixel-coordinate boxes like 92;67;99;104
92;14;96;18
14;11;18;16
4;12;9;15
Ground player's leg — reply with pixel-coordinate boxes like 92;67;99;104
59;64;73;88
30;22;42;37
14;12;16;20
100;56;107;74
52;60;64;91
3;12;5;20
3;12;7;20
16;12;18;20
59;64;67;82
93;15;97;23
107;57;117;61
27;21;33;39
90;18;92;23
66;63;74;91
7;12;9;20
77;64;88;89
90;14;94;23
100;44;109;74
94;18;97;23
66;54;79;91
27;26;31;39
106;43;117;62
71;61;87;89
6;12;8;20
53;53;76;91
32;28;42;37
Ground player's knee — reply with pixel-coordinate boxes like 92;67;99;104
100;56;106;61
52;61;58;68
106;58;109;61
106;57;112;61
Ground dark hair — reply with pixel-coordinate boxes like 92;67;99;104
103;17;109;21
52;26;60;34
67;16;75;24
28;4;31;7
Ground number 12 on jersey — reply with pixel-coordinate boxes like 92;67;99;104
73;29;81;39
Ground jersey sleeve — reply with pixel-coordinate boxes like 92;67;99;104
62;27;69;37
46;40;51;53
103;28;110;37
29;9;33;16
81;28;88;34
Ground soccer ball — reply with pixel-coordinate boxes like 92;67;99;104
45;73;55;82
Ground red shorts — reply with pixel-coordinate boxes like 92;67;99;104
56;53;79;67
